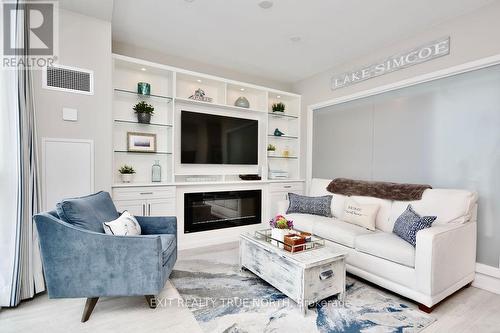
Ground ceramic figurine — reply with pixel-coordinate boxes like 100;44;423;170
189;88;213;102
234;96;250;108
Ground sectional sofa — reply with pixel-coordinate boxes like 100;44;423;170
278;178;478;311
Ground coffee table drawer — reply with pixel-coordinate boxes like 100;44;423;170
303;260;345;304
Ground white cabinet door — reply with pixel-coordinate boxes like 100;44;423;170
147;198;176;216
114;199;146;216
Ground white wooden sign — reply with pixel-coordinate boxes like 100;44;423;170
331;37;450;90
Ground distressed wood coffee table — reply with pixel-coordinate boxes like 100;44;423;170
239;231;346;314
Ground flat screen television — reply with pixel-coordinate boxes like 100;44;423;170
181;111;258;165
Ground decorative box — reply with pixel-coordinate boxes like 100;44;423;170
284;234;306;253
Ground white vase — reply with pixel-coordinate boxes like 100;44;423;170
271;228;289;249
121;173;134;183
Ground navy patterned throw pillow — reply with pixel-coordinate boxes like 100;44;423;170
286;193;332;217
393;204;437;247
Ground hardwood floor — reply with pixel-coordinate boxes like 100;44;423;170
1;242;499;333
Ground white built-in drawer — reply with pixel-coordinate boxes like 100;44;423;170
269;182;304;194
112;186;176;201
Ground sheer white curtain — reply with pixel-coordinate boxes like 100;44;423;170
0;63;21;307
0;0;45;307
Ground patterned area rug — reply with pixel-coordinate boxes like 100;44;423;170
170;255;435;333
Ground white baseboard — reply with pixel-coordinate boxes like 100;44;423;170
473;263;500;295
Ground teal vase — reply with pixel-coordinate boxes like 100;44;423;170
138;82;151;95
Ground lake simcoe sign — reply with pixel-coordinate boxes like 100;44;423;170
331;37;450;90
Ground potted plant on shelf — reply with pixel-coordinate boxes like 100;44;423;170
267;144;276;156
118;165;135;183
272;102;285;113
133;101;155;124
269;215;294;249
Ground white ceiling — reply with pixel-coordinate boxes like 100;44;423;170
62;0;496;84
59;0;114;21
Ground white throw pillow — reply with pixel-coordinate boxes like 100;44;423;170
342;198;379;230
103;211;141;236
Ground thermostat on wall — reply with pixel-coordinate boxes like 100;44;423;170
62;108;78;121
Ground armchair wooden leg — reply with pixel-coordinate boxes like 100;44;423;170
145;295;157;309
81;297;99;322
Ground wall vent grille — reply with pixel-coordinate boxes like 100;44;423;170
43;65;94;95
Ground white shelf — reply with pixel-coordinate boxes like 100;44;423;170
175;97;266;114
112;179;306;188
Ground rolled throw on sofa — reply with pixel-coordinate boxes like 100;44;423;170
326;178;432;201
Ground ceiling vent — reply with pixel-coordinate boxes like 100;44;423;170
42;65;94;95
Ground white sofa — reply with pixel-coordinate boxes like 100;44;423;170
278;178;478;310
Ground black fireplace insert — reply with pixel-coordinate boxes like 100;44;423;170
184;190;262;233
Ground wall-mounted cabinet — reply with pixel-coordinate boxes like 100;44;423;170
112;54;302;187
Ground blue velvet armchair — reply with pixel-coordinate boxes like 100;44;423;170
34;191;177;322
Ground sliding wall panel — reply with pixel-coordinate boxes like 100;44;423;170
312;96;373;180
312;64;500;266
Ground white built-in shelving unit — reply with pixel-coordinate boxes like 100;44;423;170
113;57;174;185
112;54;302;187
112;54;304;248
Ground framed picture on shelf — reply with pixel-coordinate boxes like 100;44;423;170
127;132;157;153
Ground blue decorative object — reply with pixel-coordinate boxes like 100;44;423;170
393;204;436;246
286;193;332;217
137;82;151;95
34;191;177;321
273;128;284;136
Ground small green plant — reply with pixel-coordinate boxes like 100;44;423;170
267;144;276;151
118;165;136;174
272;102;285;112
133;101;155;115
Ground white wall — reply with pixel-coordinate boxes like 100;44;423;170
293;1;500;179
112;41;292;92
33;9;112;195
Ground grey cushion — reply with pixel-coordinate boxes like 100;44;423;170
392;204;436;246
56;191;119;233
286;193;332;217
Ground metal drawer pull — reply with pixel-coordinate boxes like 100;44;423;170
140;192;153;195
319;269;334;280
283;185;292;188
